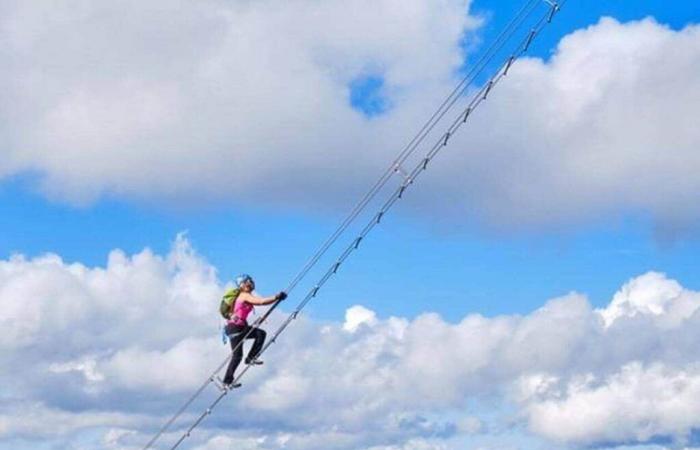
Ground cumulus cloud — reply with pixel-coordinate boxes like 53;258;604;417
343;304;379;332
3;238;700;449
520;362;700;446
49;357;105;382
0;0;476;207
424;17;700;231
0;233;219;352
2;2;698;232
598;271;700;328
0;402;147;439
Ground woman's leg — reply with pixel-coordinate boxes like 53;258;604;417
223;325;246;384
245;328;267;363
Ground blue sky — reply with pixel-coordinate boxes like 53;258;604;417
2;1;700;449
3;176;699;321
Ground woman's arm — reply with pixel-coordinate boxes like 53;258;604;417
238;291;277;306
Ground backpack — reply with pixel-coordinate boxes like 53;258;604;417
219;287;241;319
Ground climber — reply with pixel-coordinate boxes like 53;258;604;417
219;274;287;388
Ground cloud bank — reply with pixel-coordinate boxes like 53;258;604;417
430;17;700;231
0;0;476;207
2;237;700;449
1;2;699;231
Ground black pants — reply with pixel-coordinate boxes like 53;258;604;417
223;323;266;384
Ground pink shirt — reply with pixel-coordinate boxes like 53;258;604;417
229;299;254;326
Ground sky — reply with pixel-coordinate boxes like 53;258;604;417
1;1;700;450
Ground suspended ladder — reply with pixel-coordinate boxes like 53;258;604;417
143;0;565;447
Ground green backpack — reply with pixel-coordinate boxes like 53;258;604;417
219;287;241;319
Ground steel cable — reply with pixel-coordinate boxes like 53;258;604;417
143;1;563;448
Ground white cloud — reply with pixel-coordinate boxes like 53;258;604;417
0;0;476;206
0;402;148;439
0;233;220;351
245;370;313;411
3;238;700;449
427;17;700;231
191;434;269;450
598;271;700;328
102;337;223;392
520;362;700;446
103;428;139;450
49;357;105;382
2;3;698;232
343;304;379;332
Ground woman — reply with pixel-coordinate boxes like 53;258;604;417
222;274;286;388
